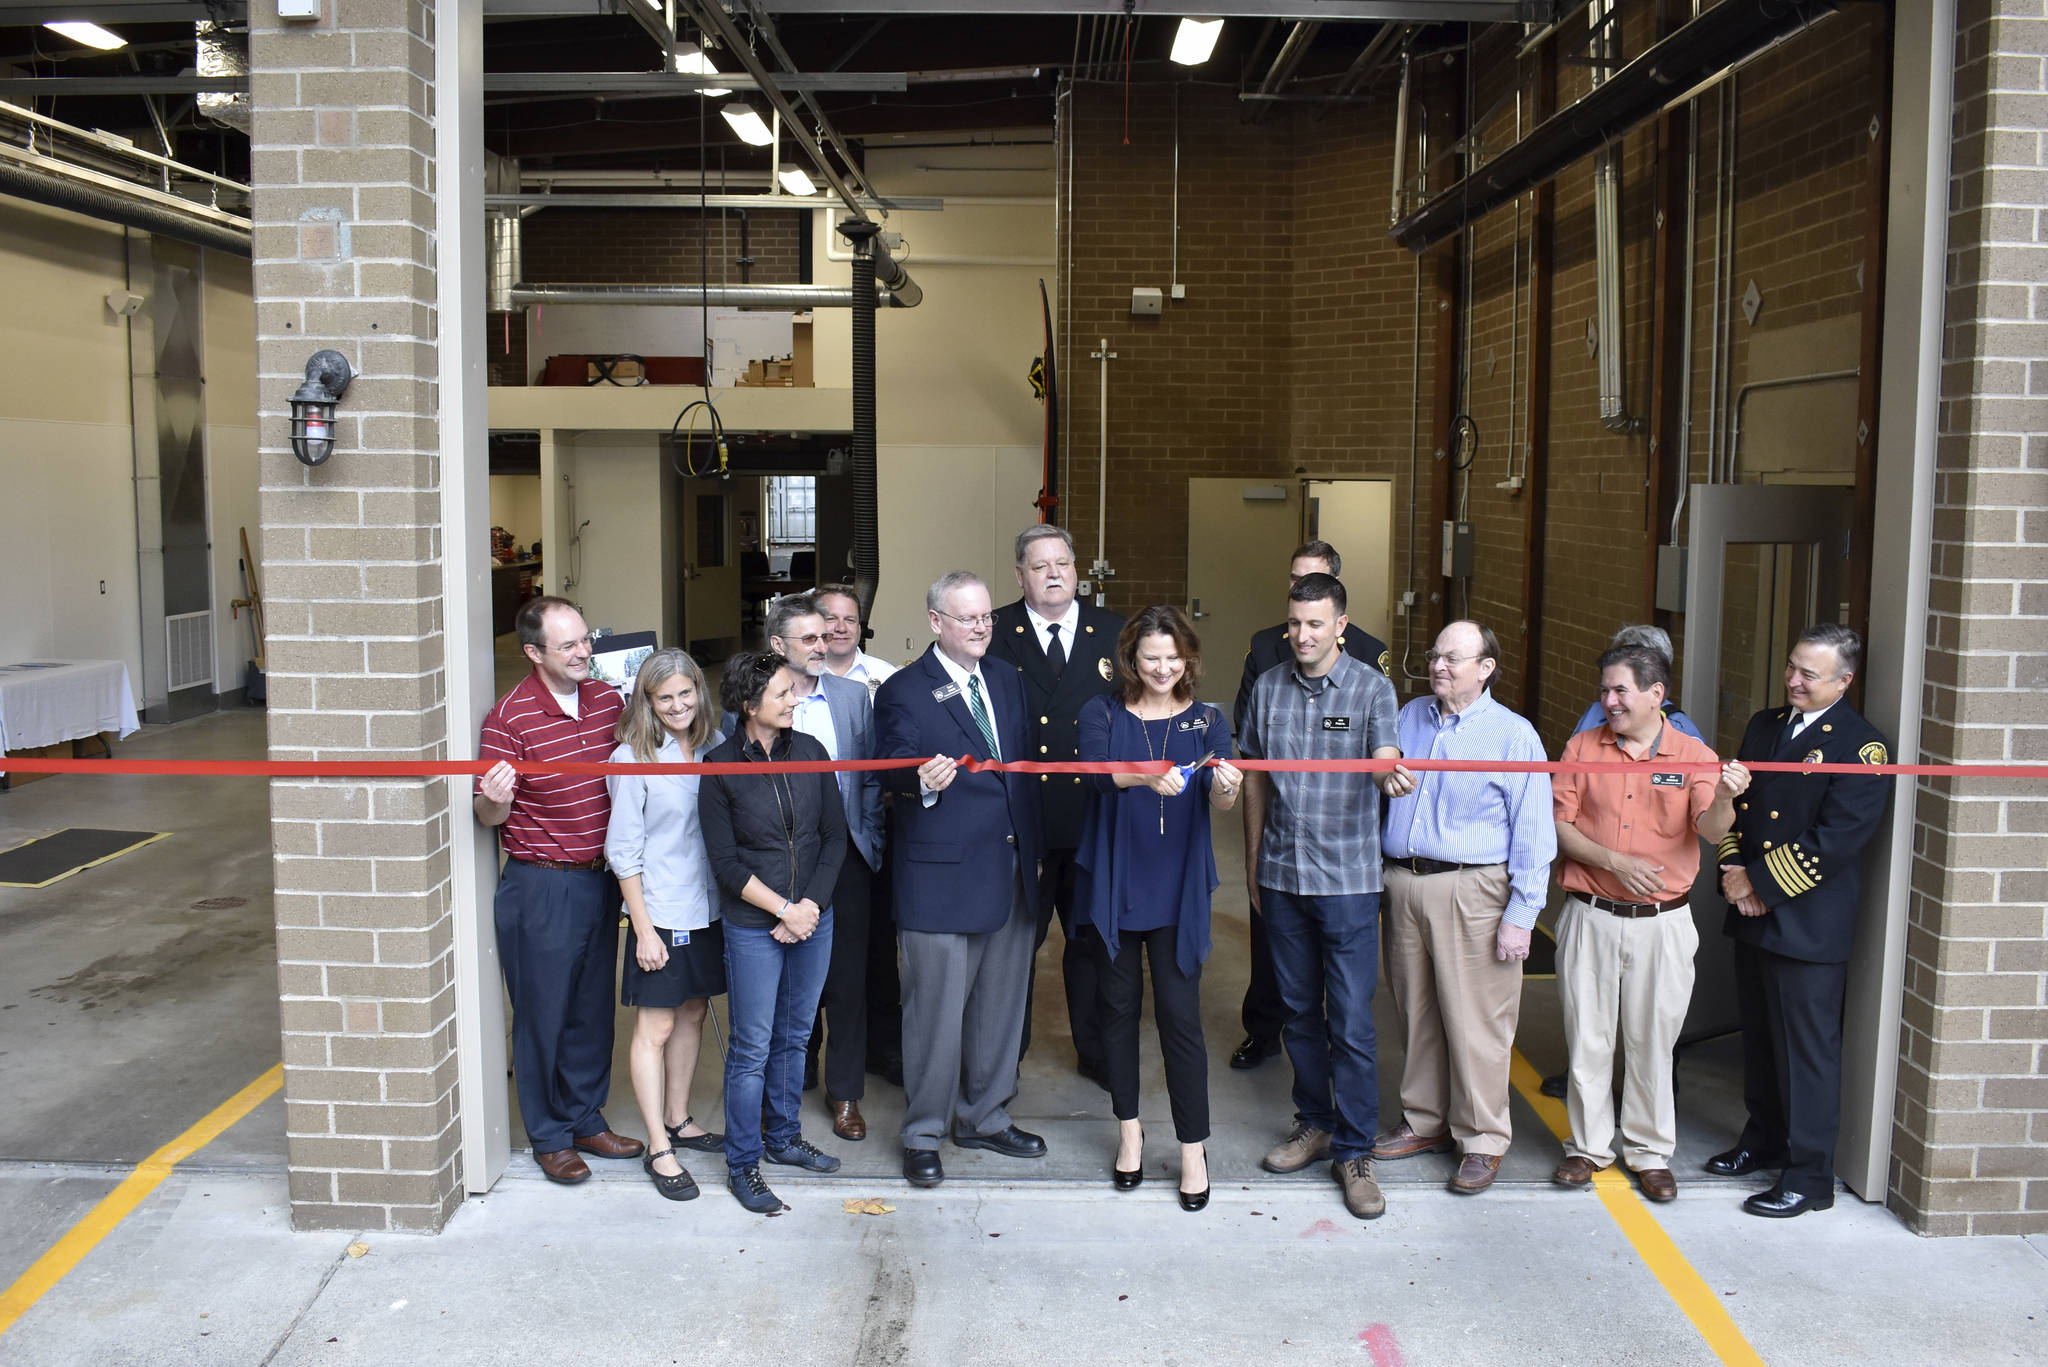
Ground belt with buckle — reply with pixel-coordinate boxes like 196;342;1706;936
518;855;609;873
1386;855;1489;877
1583;893;1687;918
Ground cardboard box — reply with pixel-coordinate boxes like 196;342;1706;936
738;358;796;387
585;357;645;384
792;316;813;387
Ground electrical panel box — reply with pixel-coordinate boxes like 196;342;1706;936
1440;520;1474;579
1656;544;1689;614
1130;286;1163;317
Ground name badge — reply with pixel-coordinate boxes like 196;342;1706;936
1650;772;1684;787
1178;716;1211;732
931;683;962;703
1322;716;1352;732
671;929;691;947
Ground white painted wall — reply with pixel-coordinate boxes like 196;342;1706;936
555;433;667;640
0;198;260;698
488;475;543;550
808;139;1056;657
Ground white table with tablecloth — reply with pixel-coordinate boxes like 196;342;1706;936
0;659;142;753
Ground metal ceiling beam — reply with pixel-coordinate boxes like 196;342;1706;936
0;2;226;19
0;77;244;96
485;71;909;93
752;1;1529;17
729;0;886;210
490;192;944;210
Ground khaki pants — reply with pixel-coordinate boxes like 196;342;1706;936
1555;894;1698;1171
1384;863;1520;1156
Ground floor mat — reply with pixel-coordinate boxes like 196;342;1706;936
0;828;169;888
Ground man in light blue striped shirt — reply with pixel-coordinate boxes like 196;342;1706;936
1373;620;1555;1196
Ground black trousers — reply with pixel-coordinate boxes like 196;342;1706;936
1019;847;1106;1069
811;852;874;1101
494;860;621;1152
1094;926;1210;1143
864;814;903;1067
1239;900;1289;1044
1732;939;1847;1198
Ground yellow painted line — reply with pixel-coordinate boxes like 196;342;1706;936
0;831;172;889
0;1063;283;1338
1509;1051;1765;1367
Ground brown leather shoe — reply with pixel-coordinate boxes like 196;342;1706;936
1633;1166;1678;1202
535;1148;591;1185
830;1098;867;1142
1372;1122;1455;1161
573;1128;646;1160
1553;1155;1603;1188
1449;1152;1503;1194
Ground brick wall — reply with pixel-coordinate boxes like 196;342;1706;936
520;207;803;285
1888;0;2048;1236
249;0;462;1234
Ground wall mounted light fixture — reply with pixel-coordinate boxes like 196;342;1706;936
289;349;353;467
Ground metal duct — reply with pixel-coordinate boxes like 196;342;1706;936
0;154;250;257
194;21;250;135
1588;0;1636;431
488;212;521;312
1390;0;1839;252
839;220;882;631
508;283;901;308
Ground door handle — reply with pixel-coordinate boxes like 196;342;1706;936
1190;597;1207;620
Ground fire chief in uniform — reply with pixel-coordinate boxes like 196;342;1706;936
1708;622;1891;1218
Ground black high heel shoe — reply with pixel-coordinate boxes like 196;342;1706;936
1113;1126;1144;1191
1178;1144;1210;1212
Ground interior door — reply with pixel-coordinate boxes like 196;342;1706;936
1186;479;1302;709
1303;479;1395;646
680;486;740;654
1679;482;1887;1195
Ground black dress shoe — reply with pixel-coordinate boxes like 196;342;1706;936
953;1124;1047;1158
902;1148;944;1187
1539;1071;1567;1099
1704;1145;1787;1177
1113;1127;1143;1190
1229;1036;1279;1071
1743;1186;1833;1218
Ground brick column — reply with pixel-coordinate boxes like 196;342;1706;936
1888;0;2048;1236
250;0;462;1233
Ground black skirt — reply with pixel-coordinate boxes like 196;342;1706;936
621;918;728;1008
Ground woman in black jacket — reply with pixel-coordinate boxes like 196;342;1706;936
699;651;849;1214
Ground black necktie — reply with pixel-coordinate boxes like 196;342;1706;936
1046;622;1067;678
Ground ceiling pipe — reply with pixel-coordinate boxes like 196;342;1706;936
1587;0;1637;432
509;283;906;308
0;146;249;256
1390;0;1843;253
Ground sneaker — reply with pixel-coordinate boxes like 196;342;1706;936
765;1136;842;1173
1261;1122;1332;1174
728;1166;785;1214
1333;1156;1386;1220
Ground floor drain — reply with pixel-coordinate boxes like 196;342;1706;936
190;896;249;910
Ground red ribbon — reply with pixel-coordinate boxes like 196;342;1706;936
0;755;2040;780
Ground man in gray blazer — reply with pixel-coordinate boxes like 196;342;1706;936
767;594;887;1141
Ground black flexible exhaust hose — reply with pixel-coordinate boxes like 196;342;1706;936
842;220;881;631
0;160;250;258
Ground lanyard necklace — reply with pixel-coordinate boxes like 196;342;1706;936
1137;700;1171;835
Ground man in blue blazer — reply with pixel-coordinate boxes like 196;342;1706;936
766;593;888;1143
875;570;1048;1187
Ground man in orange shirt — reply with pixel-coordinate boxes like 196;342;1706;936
1550;644;1748;1201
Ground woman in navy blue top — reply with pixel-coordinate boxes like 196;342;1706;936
1075;604;1244;1210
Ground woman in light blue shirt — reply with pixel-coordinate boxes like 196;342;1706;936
606;648;726;1202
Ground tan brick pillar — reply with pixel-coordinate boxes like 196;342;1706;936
1888;0;2048;1236
250;0;462;1233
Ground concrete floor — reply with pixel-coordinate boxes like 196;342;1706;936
4;706;2047;1365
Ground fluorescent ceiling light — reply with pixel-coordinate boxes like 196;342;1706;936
721;101;774;147
778;164;818;197
44;20;127;50
673;41;730;97
1170;17;1223;67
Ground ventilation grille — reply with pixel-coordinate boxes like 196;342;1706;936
166;610;213;692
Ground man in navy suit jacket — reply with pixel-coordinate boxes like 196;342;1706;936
875;571;1048;1188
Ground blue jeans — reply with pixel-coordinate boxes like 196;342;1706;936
1261;888;1381;1162
722;911;834;1173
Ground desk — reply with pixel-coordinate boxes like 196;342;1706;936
0;659;140;790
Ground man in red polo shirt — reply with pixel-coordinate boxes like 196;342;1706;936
1550;643;1746;1202
476;596;644;1184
